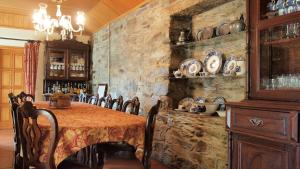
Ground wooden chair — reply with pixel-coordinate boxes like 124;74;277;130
78;93;87;103
97;97;106;107
17;101;58;169
88;96;98;105
97;94;113;108
103;97;139;157
8;93;22;168
103;100;168;169
16;91;35;102
105;94;113;108
121;97;140;115
110;95;123;111
17;101;94;169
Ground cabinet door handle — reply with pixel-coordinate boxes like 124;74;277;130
249;118;263;127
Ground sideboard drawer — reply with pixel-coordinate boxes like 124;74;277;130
230;107;298;142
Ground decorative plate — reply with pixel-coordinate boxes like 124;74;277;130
178;97;194;111
223;56;238;76
204;49;223;75
180;59;202;77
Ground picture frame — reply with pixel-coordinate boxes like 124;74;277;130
97;83;108;98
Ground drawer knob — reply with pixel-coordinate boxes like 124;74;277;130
249;118;263;127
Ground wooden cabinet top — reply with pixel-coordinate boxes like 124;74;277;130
227;100;300;111
46;40;89;50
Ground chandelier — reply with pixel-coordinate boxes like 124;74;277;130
32;0;85;40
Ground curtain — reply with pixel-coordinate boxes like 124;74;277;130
24;41;40;96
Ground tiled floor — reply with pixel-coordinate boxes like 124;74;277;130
0;129;168;169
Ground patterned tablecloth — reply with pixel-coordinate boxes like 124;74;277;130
34;101;146;167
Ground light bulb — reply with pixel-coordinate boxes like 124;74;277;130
56;5;62;17
32;9;40;23
76;11;85;26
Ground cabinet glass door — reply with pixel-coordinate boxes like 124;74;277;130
260;0;300;20
69;50;86;79
48;50;66;78
260;20;300;90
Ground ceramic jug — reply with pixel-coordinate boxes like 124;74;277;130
229;15;245;33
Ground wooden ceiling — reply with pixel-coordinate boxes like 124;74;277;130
0;0;146;35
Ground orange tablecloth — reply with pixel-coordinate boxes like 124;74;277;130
35;101;146;166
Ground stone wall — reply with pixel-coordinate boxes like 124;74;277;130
153;112;227;169
91;0;247;168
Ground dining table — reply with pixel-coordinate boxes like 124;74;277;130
34;101;146;168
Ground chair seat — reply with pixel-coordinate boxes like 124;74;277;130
102;142;136;159
58;159;93;169
103;158;169;169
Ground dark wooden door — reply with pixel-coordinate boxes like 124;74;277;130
232;135;293;169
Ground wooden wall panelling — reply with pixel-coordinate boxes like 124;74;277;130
0;0;146;33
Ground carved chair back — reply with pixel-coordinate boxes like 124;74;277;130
121;97;140;115
78;93;87;103
110;95;123;111
17;101;58;169
88;96;98;105
97;97;106;107
104;94;113;108
8;93;22;162
96;94;112;108
16;91;35;103
142;100;161;169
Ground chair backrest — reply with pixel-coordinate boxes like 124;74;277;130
17;101;58;169
17;91;35;103
8;93;21;155
97;97;106;107
110;95;123;111
121;97;140;115
78;93;87;103
142;100;161;169
88;96;98;105
104;94;113;108
96;94;112;108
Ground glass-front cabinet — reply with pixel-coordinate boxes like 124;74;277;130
47;49;67;79
45;40;90;81
69;50;87;80
249;0;300;101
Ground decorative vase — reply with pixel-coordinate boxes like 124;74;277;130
229;14;246;34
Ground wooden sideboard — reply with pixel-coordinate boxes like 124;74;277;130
227;100;300;169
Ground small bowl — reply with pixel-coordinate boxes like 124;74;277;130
203;103;218;114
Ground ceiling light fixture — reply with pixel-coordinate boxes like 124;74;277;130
32;0;85;40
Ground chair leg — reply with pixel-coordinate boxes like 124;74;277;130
96;144;105;168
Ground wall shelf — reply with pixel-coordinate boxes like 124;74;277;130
171;31;246;49
169;74;246;80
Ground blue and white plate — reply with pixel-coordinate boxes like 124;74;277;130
180;58;202;77
223;55;238;76
204;49;223;75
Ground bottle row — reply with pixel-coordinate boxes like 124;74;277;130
45;81;89;94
